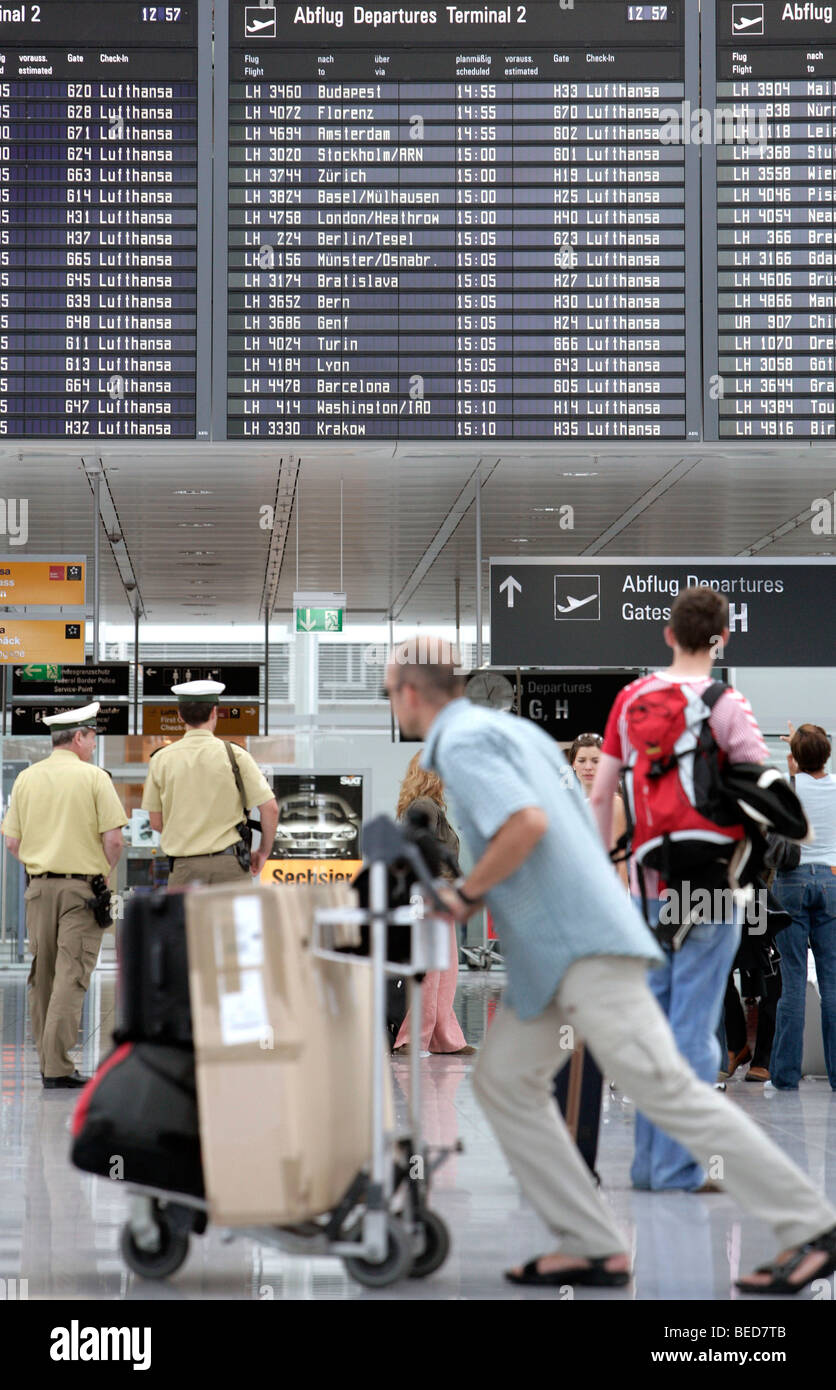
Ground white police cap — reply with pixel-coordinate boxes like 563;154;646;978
42;701;100;732
171;679;226;704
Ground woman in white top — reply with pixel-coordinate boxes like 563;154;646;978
569;733;629;890
770;723;836;1092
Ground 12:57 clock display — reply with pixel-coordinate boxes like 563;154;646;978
141;6;184;19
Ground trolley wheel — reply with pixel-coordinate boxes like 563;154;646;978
408;1208;450;1279
342;1216;414;1288
120;1217;189;1280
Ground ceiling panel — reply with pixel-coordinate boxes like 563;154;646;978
0;443;834;628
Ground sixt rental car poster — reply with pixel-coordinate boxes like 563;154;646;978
262;771;364;886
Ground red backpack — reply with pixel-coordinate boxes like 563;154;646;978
621;681;745;907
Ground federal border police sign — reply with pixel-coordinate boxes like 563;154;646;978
489;557;836;668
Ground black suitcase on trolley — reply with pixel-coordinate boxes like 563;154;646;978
116;891;192;1045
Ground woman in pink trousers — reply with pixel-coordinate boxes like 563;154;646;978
393;754;475;1057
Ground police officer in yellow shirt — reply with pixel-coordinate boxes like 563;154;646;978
142;680;279;887
1;702;128;1088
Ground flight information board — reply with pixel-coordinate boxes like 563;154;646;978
0;2;212;438
217;0;701;440
704;1;836;439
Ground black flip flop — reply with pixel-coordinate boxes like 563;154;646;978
736;1225;836;1295
505;1257;630;1288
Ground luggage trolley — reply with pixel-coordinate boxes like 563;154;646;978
117;817;456;1289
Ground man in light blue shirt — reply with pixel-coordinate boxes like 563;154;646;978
384;641;836;1293
422;691;662;1021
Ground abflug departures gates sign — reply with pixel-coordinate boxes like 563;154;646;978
489;557;836;667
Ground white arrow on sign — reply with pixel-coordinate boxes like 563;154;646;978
298;610;316;631
499;576;522;609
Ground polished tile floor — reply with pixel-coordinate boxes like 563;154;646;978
1;966;835;1302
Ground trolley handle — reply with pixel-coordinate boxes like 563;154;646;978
362;815;447;913
313;890;451;976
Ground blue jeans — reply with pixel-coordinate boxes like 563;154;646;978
770;864;836;1091
631;900;741;1192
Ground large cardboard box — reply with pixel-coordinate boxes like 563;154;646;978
185;882;392;1227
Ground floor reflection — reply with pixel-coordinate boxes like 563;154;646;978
0;967;834;1300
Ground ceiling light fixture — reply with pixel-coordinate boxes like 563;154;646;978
177;522;215;529
562;471;599;478
260;455;300;622
179;550;215;556
81;456;144;618
173;489;213;496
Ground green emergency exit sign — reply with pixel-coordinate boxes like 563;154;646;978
20;664;62;681
295;607;343;633
293;591;346;634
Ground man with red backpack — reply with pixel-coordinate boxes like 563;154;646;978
593;586;768;1193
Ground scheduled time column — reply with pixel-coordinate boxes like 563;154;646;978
454;74;513;438
0;77;27;437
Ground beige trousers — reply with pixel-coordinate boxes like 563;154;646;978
168;854;250;888
473;955;836;1258
25;878;102;1078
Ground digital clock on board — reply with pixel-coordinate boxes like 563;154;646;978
627;4;670;18
140;5;184;19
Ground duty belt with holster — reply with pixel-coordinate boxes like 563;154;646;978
86;874;114;928
25;872;112;927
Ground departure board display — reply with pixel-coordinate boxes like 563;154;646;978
0;2;212;438
704;2;836;439
218;0;701;440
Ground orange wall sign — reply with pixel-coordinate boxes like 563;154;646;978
142;704;261;737
261;859;363;887
0;560;85;605
0;620;85;665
